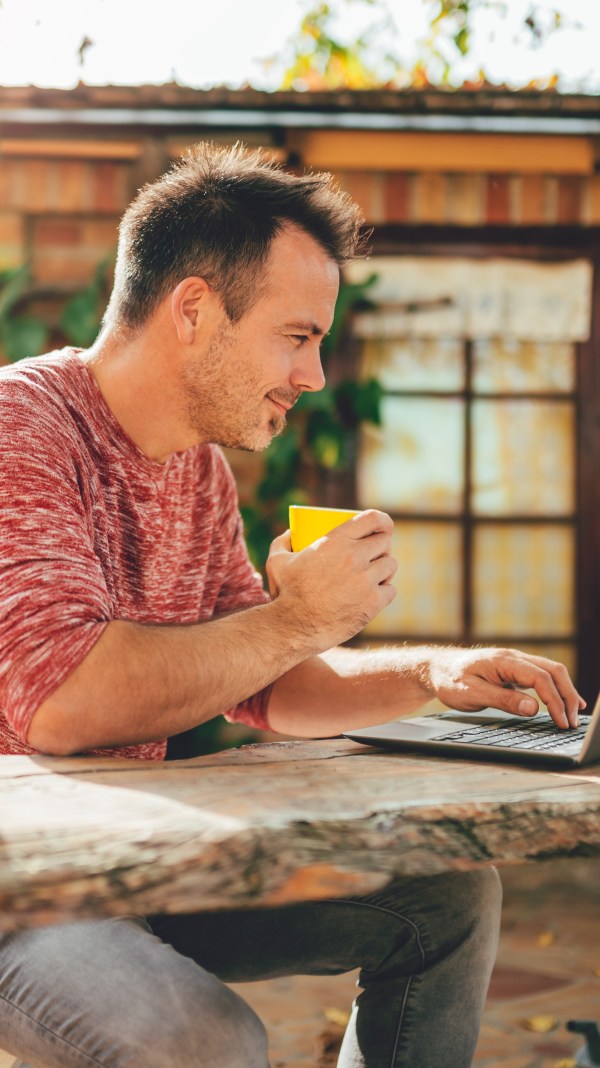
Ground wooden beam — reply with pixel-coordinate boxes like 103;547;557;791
0;139;142;161
299;131;594;175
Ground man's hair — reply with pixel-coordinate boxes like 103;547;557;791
104;142;367;330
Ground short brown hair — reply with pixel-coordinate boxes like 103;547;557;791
105;142;366;329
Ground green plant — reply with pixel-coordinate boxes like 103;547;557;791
0;266;49;361
0;256;112;362
276;0;569;91
60;256;112;347
241;273;382;571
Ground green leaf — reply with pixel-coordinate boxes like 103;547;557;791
306;409;346;468
60;289;103;347
323;274;378;358
293;384;335;413
454;26;469;55
310;428;345;469
59;254;112;347
264;426;301;472
1;316;49;361
239;508;276;570
0;265;30;322
334;377;383;428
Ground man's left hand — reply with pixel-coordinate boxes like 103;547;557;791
428;647;586;729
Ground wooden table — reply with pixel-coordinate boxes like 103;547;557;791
2;739;600;930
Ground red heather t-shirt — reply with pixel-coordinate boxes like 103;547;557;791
0;349;271;760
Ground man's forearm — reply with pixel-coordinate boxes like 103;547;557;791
267;645;436;737
267;642;585;736
27;602;317;755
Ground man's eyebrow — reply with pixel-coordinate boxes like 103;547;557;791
283;321;328;336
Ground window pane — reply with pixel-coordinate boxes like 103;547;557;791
473;524;575;638
473;339;575;393
361;337;465;392
472;400;575;516
359;397;465;513
364;522;463;637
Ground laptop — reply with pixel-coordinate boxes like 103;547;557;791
344;691;600;769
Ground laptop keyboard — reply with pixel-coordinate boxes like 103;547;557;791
437;714;588;752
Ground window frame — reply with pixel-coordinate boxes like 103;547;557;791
332;226;600;699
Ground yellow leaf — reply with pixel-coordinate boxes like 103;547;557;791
324;1007;350;1028
554;1059;576;1068
521;1015;559;1033
537;930;555;947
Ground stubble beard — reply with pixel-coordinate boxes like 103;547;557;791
181;326;293;453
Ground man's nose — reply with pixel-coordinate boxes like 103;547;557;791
292;344;326;393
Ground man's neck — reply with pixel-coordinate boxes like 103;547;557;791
82;326;200;464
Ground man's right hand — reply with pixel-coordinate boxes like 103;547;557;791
266;509;397;653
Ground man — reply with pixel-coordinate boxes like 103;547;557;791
0;144;584;1068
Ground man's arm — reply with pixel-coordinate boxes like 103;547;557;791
28;510;397;754
266;643;585;737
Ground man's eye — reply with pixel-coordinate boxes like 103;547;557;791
292;335;309;345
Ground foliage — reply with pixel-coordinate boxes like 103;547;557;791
60;256;112;347
0;266;48;361
241;273;382;572
279;0;569;91
415;0;566;86
0;259;111;362
280;1;396;90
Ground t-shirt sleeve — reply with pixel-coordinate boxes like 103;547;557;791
0;381;112;743
210;450;273;731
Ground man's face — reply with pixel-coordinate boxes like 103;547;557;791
181;225;340;451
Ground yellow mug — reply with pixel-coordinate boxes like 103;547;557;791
289;504;360;552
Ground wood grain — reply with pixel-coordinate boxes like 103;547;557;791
2;741;599;930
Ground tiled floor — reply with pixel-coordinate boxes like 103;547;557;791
232;858;600;1068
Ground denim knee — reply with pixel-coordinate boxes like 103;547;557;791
460;866;503;944
351;865;503;979
138;980;270;1068
0;919;270;1068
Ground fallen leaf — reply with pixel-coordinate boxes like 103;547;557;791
316;1027;343;1067
520;1015;559;1033
537;930;555;947
323;1007;350;1028
554;1060;576;1068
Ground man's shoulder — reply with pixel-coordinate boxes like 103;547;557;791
0;349;82;405
0;349;89;454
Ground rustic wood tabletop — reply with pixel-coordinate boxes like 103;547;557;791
2;738;599;930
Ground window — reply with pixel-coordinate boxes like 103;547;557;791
347;255;592;679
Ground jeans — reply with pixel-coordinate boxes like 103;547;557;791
0;868;502;1068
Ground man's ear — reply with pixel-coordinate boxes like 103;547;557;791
171;277;213;343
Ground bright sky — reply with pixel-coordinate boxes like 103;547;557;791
0;0;599;92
